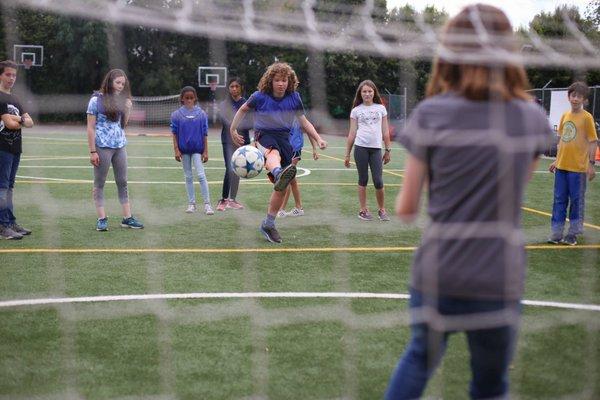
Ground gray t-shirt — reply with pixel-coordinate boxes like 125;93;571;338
398;92;553;300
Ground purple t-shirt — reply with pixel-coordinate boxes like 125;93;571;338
246;91;305;135
398;92;553;300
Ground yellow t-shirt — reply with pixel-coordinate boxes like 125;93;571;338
556;109;598;172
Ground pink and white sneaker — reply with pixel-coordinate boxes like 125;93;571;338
216;199;228;212
226;199;244;210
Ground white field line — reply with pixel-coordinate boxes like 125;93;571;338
24;137;365;150
16;165;406;172
0;292;598;312
16;165;553;174
15;167;311;183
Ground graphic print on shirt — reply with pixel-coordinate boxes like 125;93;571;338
562;121;577;142
0;104;20;133
355;109;382;127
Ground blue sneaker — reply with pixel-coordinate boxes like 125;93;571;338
121;216;144;229
96;217;108;231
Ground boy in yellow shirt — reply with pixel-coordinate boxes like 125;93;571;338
548;82;598;245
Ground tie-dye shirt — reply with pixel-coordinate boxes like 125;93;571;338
86;95;127;149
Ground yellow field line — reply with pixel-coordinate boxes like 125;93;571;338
1;245;598;254
317;153;404;178
522;206;600;231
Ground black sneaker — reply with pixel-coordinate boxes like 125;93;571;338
0;225;23;240
10;222;31;235
259;223;282;243
547;233;562;244
273;165;297;192
561;234;577;246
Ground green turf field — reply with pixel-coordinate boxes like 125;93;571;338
1;127;599;399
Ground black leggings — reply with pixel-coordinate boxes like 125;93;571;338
221;141;241;200
353;145;384;189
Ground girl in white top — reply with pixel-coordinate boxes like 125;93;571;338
344;80;391;221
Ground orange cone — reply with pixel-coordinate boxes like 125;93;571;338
596;146;600;162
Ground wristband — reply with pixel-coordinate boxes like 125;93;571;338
385;148;391;153
90;150;97;154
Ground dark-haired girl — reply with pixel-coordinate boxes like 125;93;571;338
170;86;213;215
216;77;251;211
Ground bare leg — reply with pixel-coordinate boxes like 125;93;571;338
280;186;291;211
268;190;287;215
376;187;385;211
290;178;302;208
121;202;132;218
265;149;281;171
358;185;368;211
96;206;106;219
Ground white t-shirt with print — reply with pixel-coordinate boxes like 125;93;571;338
350;103;387;149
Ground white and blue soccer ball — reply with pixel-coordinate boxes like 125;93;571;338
231;145;265;179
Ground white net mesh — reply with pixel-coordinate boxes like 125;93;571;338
0;1;599;399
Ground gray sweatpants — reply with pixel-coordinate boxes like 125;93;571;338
93;146;129;207
354;145;384;189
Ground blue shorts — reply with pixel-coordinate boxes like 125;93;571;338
256;132;293;168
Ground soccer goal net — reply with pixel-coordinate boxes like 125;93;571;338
0;1;599;399
130;94;180;129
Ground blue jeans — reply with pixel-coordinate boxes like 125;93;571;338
182;153;210;204
385;289;520;400
551;169;587;236
0;150;20;227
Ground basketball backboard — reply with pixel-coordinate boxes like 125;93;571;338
13;45;44;67
198;66;227;88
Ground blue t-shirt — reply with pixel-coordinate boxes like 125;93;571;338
87;95;127;149
246;91;305;135
170;105;208;154
289;118;303;152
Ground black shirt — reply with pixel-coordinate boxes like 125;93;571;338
0;92;24;154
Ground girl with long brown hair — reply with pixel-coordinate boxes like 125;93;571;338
344;79;391;221
86;69;143;231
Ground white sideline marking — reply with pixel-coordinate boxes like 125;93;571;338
0;292;599;312
15;168;311;184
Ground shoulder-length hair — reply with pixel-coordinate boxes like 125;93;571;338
426;4;530;101
352;80;383;108
99;69;131;123
257;62;299;95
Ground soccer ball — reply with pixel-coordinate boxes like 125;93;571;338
231;145;265;179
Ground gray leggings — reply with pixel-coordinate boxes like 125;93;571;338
354;145;384;189
93;146;129;207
